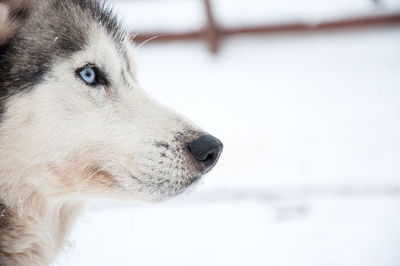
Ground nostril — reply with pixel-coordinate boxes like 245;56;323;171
202;150;216;166
187;134;223;169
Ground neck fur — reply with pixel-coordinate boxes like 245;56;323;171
0;181;83;266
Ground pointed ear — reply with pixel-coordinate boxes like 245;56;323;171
0;0;31;44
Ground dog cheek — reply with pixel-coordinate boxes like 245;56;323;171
46;153;120;197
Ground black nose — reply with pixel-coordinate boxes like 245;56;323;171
187;134;223;171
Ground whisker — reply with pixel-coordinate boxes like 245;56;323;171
135;35;164;50
130;32;138;42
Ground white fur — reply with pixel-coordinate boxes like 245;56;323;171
0;20;205;265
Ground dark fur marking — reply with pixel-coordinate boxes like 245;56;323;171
67;0;125;43
172;129;202;146
10;6;30;22
121;49;133;78
155;141;170;150
0;203;8;229
0;201;10;265
121;69;129;87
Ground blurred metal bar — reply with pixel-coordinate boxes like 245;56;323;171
222;13;400;36
131;13;400;50
131;31;204;43
203;0;220;53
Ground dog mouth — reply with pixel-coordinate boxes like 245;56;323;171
95;133;223;200
149;134;223;198
129;172;203;199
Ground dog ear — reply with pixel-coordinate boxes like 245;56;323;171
0;0;31;44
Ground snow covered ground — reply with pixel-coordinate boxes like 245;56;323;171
53;1;400;266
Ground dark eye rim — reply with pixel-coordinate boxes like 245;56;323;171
75;64;109;87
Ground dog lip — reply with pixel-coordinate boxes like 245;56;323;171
129;171;203;198
170;174;203;196
130;174;145;184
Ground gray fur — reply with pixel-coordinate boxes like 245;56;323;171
0;0;124;116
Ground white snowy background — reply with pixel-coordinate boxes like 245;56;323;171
53;0;400;265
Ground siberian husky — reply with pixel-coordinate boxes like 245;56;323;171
0;0;223;265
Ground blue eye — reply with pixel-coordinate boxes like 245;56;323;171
79;67;96;85
76;65;108;86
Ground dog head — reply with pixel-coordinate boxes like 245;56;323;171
0;0;222;201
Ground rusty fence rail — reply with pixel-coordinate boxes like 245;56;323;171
128;0;400;53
